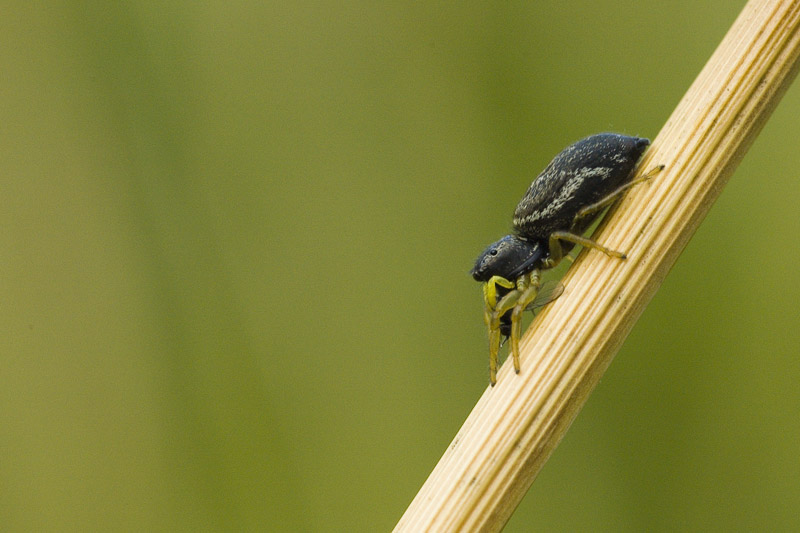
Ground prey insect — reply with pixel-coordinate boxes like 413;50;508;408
471;133;662;385
496;279;564;340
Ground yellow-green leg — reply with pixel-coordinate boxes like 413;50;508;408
573;165;662;223
486;270;541;383
487;286;521;385
483;275;515;310
508;270;541;373
488;324;500;385
483;275;516;385
544;231;626;268
543;164;663;269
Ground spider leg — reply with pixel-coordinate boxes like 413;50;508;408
509;271;541;372
488;286;522;385
488;323;501;385
544;165;663;269
573;164;661;222
544;231;626;269
484;275;515;309
483;275;516;385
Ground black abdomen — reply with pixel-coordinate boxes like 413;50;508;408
512;133;650;241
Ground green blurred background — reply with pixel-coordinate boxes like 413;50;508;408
3;1;799;531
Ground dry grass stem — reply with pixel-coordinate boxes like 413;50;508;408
395;0;800;531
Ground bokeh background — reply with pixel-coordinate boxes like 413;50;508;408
3;1;799;531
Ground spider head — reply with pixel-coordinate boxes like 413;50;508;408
471;235;544;283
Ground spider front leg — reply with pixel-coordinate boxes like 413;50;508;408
483;275;516;385
483;275;515;310
487;270;541;384
508;270;541;370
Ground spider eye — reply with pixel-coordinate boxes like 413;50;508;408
490;249;498;256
